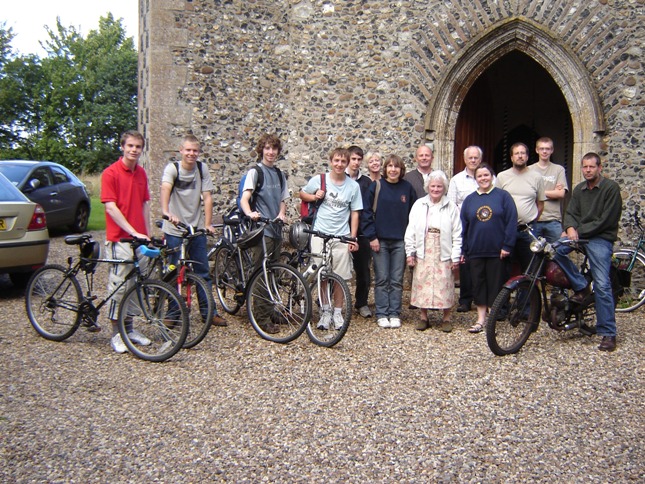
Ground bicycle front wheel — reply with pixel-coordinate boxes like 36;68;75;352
486;280;540;356
25;264;82;341
613;250;645;312
118;280;189;362
247;263;311;343
168;272;214;349
211;245;242;315
307;272;351;347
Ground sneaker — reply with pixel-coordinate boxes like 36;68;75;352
358;306;372;318
128;330;151;346
389;317;401;328
332;312;344;330
111;333;128;354
377;317;390;328
318;311;332;330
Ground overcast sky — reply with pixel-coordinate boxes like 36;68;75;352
2;0;138;56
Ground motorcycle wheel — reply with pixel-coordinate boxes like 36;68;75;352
486;281;540;356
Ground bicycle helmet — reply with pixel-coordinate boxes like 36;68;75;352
237;226;265;249
289;221;310;251
80;240;101;273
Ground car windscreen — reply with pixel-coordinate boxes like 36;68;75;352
0;173;30;202
0;165;31;185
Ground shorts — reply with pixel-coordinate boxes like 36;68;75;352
310;235;353;280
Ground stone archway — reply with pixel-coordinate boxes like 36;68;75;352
425;18;605;185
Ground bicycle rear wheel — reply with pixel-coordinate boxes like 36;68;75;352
25;265;82;341
612;250;645;312
247;263;311;343
210;245;242;315
486;280;540;356
167;272;214;348
118;280;189;362
307;272;351;347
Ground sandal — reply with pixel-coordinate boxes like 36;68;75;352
468;322;484;333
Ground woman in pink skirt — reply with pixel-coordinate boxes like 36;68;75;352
404;170;462;332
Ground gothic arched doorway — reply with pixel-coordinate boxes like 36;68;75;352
454;51;573;180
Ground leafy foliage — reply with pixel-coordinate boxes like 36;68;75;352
0;15;137;173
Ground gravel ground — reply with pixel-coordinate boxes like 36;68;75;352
1;231;643;482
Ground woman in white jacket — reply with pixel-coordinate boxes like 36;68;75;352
404;170;462;332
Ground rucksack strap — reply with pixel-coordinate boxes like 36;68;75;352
171;161;203;194
372;179;381;213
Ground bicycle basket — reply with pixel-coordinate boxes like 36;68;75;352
237;226;264;249
289;221;311;251
80;240;101;272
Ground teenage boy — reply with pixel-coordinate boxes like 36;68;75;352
101;130;151;353
160;134;226;327
346;145;373;318
300;148;362;329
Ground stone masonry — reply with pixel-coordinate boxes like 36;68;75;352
139;0;643;225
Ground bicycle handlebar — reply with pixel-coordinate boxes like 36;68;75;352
303;227;357;244
161;215;208;238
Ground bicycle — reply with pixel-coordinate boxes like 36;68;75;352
25;235;189;362
612;207;645;312
210;217;312;343
148;217;216;348
284;225;355;348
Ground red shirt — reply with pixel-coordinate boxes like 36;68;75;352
101;158;150;242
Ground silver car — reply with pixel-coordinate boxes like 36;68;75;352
0;173;50;286
0;160;91;232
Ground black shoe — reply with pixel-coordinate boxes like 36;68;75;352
598;336;616;352
570;285;592;304
456;303;471;313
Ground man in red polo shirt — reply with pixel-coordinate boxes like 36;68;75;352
101;130;151;353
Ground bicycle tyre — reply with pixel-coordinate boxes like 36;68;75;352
246;263;311;343
118;280;189;362
612;250;645;312
210;245;242;315
167;272;214;348
306;272;351;347
25;264;83;341
486;280;540;356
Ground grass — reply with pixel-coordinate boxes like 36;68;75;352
81;173;105;231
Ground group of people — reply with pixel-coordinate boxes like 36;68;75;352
101;130;621;354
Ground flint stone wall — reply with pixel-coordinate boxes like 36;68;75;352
139;0;643;223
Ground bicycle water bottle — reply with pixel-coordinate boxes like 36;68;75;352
302;263;317;283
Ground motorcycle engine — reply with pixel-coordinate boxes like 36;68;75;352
548;292;568;325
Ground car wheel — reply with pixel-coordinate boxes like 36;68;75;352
72;202;90;233
9;272;33;288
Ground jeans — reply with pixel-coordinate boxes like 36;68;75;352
373;239;405;318
532;220;563;243
513;230;533;275
165;233;218;318
352;237;372;308
554;237;617;336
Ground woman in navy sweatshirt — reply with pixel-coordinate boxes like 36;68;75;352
361;155;417;329
460;163;518;333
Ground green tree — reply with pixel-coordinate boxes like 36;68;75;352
0;14;137;172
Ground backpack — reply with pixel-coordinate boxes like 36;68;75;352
170;161;203;194
236;163;284;211
300;174;326;224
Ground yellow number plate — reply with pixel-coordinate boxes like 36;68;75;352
0;218;6;231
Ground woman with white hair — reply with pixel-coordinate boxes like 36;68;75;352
404;170;462;332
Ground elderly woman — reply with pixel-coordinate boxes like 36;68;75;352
404;170;462;332
460;163;517;333
362;154;417;329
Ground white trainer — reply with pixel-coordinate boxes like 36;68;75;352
377;317;390;328
111;333;128;354
389;317;401;328
128;330;151;346
317;311;332;330
332;312;344;330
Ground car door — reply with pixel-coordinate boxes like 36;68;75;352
49;165;78;226
23;166;63;227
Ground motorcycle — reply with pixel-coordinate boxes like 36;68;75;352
486;224;624;356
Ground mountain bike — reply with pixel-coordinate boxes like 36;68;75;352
285;226;355;348
210;217;312;343
25;235;189;362
148;217;215;348
612;208;645;312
